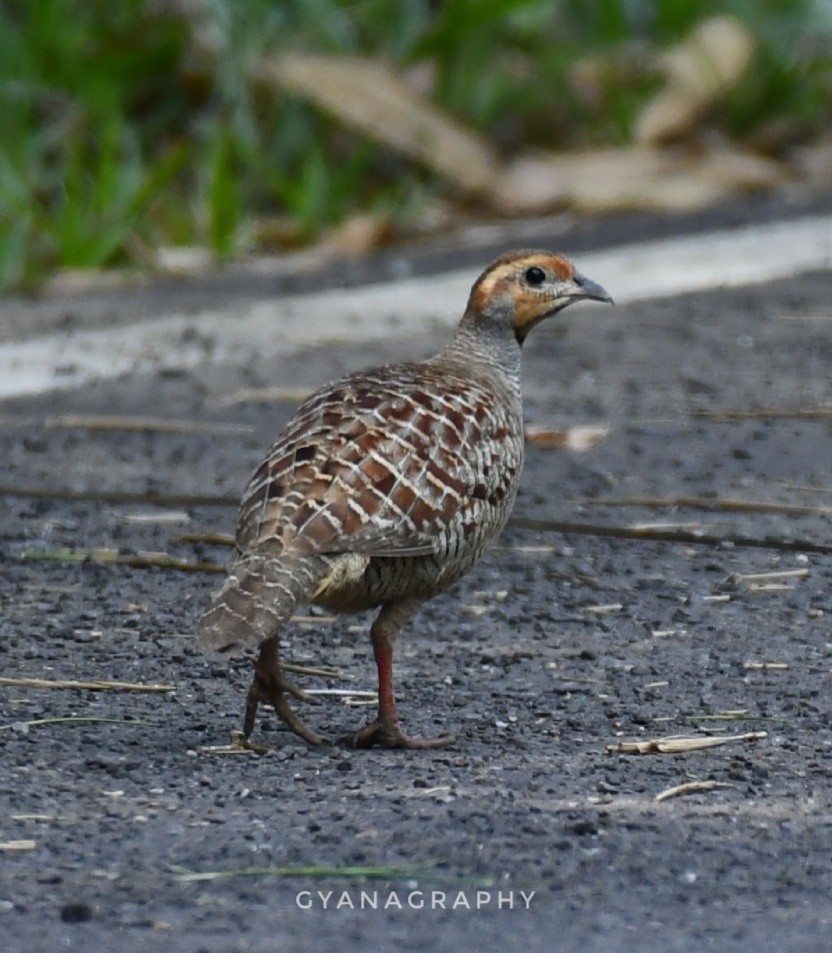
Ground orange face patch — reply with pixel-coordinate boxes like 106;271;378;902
469;252;575;327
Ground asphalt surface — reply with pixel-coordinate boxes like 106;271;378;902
1;233;832;951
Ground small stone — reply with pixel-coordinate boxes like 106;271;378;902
60;903;93;924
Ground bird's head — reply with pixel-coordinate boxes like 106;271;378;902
466;250;613;345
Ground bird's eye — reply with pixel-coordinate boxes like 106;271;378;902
524;266;545;286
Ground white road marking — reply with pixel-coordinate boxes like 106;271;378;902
1;214;830;399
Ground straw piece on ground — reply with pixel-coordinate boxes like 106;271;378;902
43;414;254;436
584;603;623;614
507;516;832;556
655;780;734;802
0;676;175;693
174;532;236;547
729;569;810;583
608;731;767;755
591;496;832;518
197;732;274;756
303;689;377;699
19;547;225;574
281;662;342;679
692;407;832;422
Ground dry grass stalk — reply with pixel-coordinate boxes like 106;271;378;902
629;521;703;532
590;496;832;518
0;486;237;507
507;516;832;556
303;689;376;699
730;569;810;583
655;779;734;802
0;840;37;851
693;407;832;422
695;709;751;721
492;543;556;556
281;661;342;679
20;547;225;574
584;603;623;614
174;532;235;547
195;744;260;756
119;511;191;525
608;731;767;755
43;414;254;436
197;731;273;756
743;662;789;671
0;676;174;693
777;480;832;495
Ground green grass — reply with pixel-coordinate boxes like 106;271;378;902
1;0;830;289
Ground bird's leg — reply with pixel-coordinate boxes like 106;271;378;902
244;636;326;746
349;602;454;750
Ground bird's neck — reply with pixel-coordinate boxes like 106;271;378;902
439;310;523;390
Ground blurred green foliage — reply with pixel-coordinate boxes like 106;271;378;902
0;0;830;288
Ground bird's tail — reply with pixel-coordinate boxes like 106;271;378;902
196;552;324;655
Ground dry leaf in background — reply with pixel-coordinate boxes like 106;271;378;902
495;146;785;215
635;15;756;144
263;54;501;195
259;47;788;222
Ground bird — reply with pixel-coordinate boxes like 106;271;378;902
197;250;612;749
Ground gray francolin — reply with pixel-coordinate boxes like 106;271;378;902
197;251;611;748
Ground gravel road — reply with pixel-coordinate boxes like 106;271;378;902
1;220;831;952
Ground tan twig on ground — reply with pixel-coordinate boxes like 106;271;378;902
0;486;237;507
42;414;255;436
508;516;832;556
691;407;832;422
608;731;767;755
281;662;342;679
19;547;225;574
729;569;810;583
655;780;734;802
0;676;174;693
588;496;832;518
173;532;236;547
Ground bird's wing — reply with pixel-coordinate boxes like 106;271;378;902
236;368;504;558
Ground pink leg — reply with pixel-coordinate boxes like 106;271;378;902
349;602;454;750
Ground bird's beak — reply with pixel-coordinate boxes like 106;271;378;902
571;272;613;305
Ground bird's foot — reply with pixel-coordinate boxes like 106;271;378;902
244;654;327;747
346;715;454;750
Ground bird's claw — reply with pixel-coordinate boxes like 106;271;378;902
345;716;455;750
243;645;327;747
